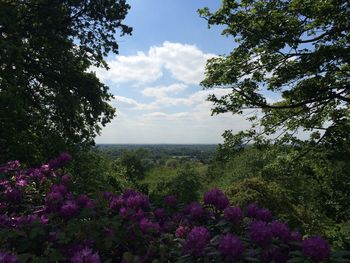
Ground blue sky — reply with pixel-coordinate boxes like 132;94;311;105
94;0;250;144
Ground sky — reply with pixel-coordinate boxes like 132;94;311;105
94;0;251;144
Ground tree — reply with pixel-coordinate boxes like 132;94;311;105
0;0;132;164
118;149;149;182
199;0;350;150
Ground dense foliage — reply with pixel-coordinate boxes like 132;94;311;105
199;0;350;148
0;0;132;164
97;144;217;164
2;154;350;262
195;0;350;250
0;154;348;262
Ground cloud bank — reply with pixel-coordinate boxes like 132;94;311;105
93;42;249;144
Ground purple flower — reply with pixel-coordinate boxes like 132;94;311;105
218;233;244;260
185;202;204;220
119;207;128;218
164;195;177;206
131;209;146;221
0;251;17;263
256;208;272;222
175;225;190;238
5;188;22;203
49;153;72;170
45;191;64;212
302;236;330;262
154;208;166;220
71;247;100;263
30;168;44;180
61;174;72;185
160;220;175;233
125;193;149;210
246;203;272;222
60;200;79;218
109;196;124;210
122;189;138;199
203;188;229;210
270;220;290;242
77;195;94;209
102;191;112;200
290;231;302;241
139;218;159;233
249;220;273;246
0;160;20;173
246;203;260;217
40;215;49;225
51;184;68;196
15;179;27;187
224;206;243;224
183;226;211;257
40;164;50;172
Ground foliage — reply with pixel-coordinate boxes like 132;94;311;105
207;144;350;249
117;149;150;183
199;0;350;147
143;164;203;206
0;0;132;164
97;144;218;164
1;155;348;262
68;149;132;196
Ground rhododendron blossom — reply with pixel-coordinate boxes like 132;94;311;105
0;155;342;262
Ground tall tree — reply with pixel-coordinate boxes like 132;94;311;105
199;0;350;151
0;0;132;164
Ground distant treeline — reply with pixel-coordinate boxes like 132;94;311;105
96;144;218;164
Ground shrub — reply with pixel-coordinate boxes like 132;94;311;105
0;155;348;262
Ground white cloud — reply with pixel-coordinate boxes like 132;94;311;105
97;96;251;144
111;96;157;110
92;41;248;144
142;83;188;98
92;51;162;83
92;41;215;85
111;87;232;111
149;42;215;84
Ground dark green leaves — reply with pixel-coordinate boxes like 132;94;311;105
0;0;132;164
200;0;350;149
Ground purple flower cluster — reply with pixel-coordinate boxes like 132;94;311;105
246;203;272;221
270;220;291;242
302;236;331;262
60;200;79;218
5;188;22;203
249;220;273;246
218;234;244;260
164;195;177;206
139;218;160;233
71;247;101;263
48;152;72;170
183;226;211;257
122;190;149;210
185;202;205;220
0;160;20;173
0;251;17;263
203;188;229;210
175;225;190;238
0;155;335;263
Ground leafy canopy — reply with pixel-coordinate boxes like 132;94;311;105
0;0;132;163
199;0;350;148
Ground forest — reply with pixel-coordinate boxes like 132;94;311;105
0;0;350;262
